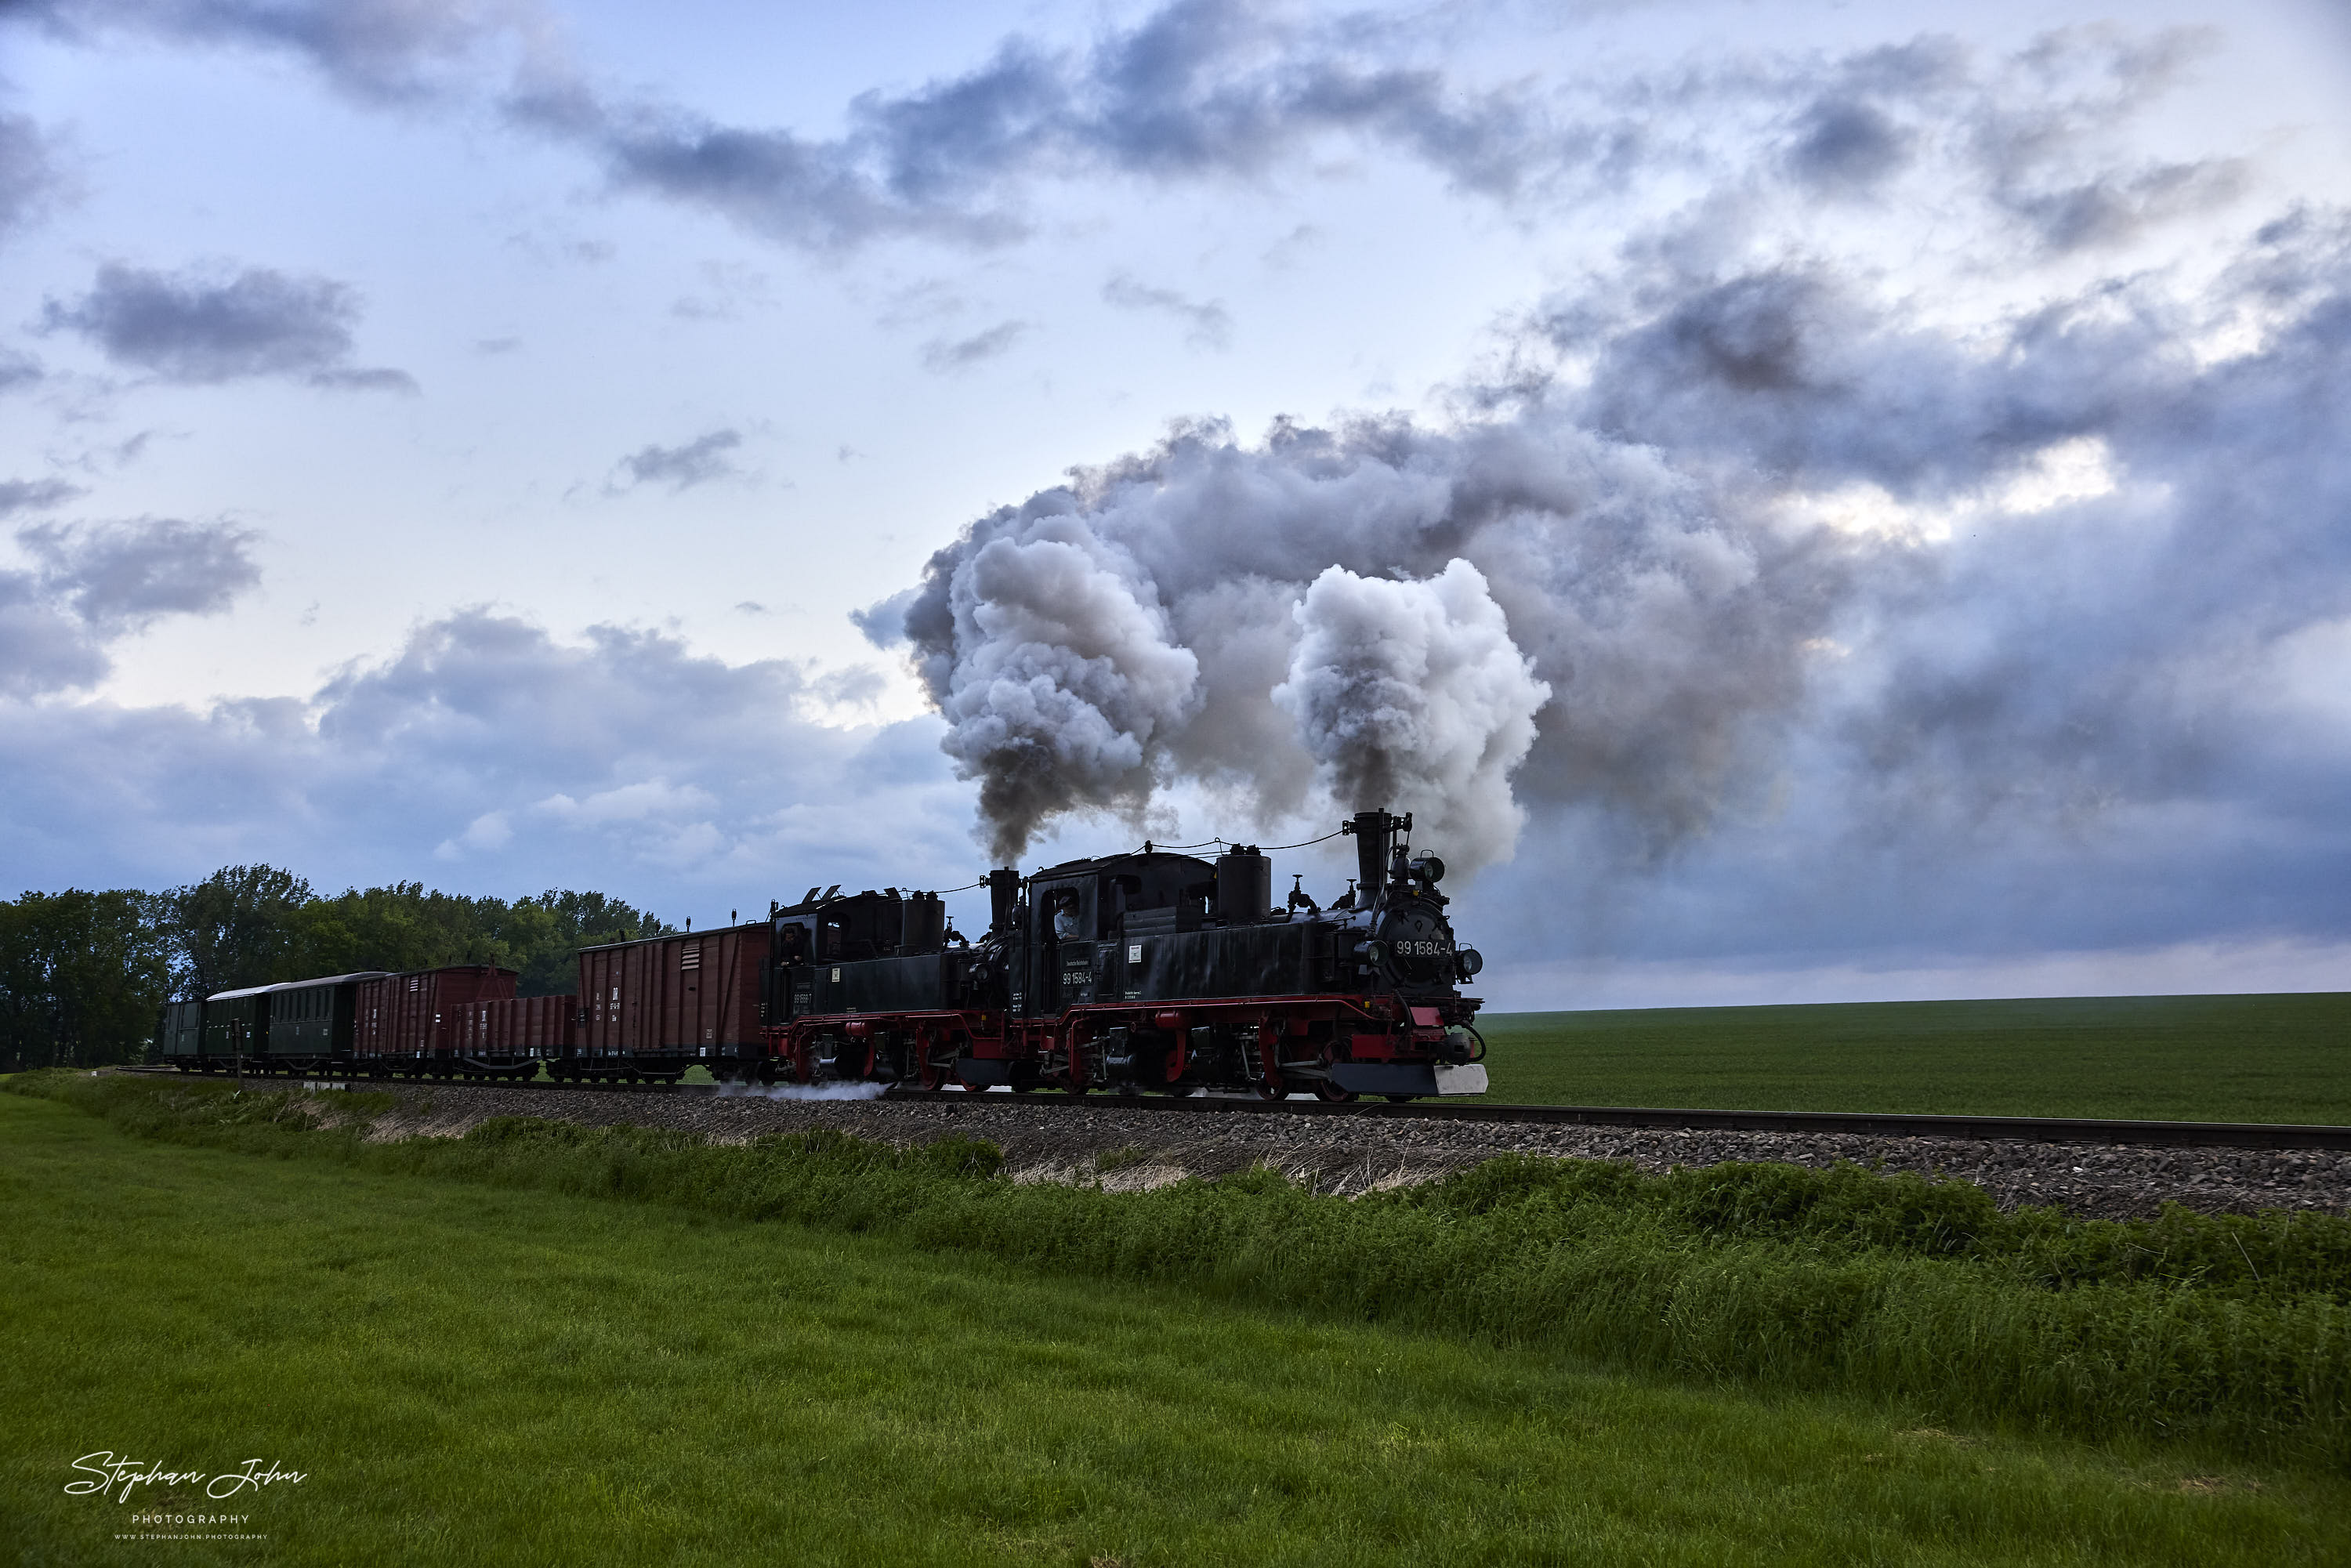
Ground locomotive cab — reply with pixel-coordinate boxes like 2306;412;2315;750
1020;851;1217;1012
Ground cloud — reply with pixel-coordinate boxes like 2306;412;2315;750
610;428;742;493
433;809;511;860
1782;98;1913;193
919;320;1027;373
0;478;84;519
500;0;1569;252
17;516;262;633
41;263;416;389
0;348;40;393
0;610;980;914
0;112;70;247
17;0;550;104
1102;273;1231;349
1;516;261;696
23;1;2261;273
511;15;2248;264
532;778;716;827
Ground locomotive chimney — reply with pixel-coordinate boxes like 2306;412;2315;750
986;867;1020;932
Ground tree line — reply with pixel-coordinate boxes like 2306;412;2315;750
0;867;670;1073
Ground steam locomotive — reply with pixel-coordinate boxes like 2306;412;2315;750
158;809;1490;1102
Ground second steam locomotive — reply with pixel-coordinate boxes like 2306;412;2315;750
161;809;1490;1103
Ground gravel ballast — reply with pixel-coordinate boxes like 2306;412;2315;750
316;1080;2351;1221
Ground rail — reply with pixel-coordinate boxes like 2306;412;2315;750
116;1067;2351;1150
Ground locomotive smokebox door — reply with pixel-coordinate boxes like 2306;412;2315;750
1378;905;1456;989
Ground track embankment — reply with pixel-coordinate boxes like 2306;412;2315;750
328;1078;2350;1220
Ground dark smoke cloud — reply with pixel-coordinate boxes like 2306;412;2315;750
868;403;1865;872
1;516;260;696
42;263;416;389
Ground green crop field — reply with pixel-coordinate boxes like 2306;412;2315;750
5;1084;2351;1564
1477;993;2351;1123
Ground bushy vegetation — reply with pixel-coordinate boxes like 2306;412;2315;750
0;889;173;1073
16;1070;2350;1472
0;866;668;1071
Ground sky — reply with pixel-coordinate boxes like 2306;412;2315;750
2;0;2349;1009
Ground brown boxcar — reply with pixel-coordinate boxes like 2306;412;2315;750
354;965;518;1076
452;994;579;1056
564;924;770;1081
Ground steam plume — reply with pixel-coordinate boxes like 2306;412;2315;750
865;412;1828;877
1275;561;1549;875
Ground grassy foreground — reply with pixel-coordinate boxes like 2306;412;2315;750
5;1090;2348;1566
14;1072;2351;1470
1478;993;2351;1123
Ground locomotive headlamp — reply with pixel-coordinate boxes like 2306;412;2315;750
1410;854;1445;885
1456;947;1483;979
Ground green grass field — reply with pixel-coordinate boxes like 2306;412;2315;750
1478;993;2351;1123
6;1090;2351;1565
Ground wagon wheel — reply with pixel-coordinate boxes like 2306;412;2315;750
1255;1077;1288;1101
1313;1079;1359;1103
1062;1042;1090;1096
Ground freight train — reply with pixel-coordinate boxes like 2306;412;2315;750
155;809;1489;1102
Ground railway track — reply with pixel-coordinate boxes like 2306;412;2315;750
121;1066;2351;1150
